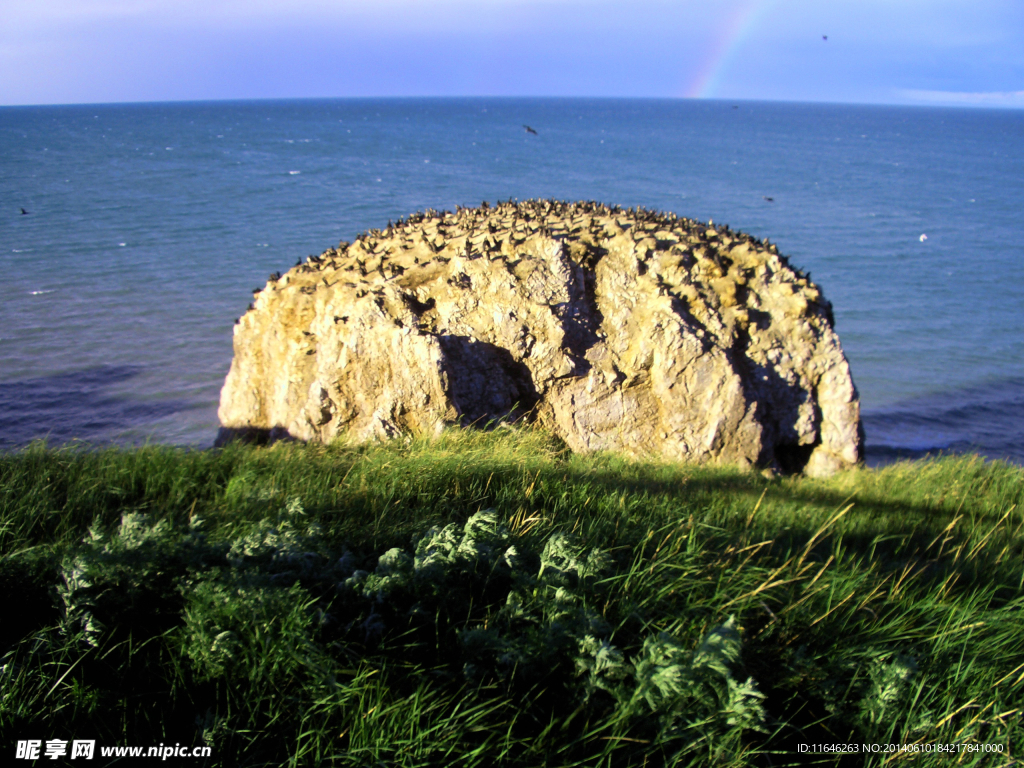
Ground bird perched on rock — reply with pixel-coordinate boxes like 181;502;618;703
523;125;538;135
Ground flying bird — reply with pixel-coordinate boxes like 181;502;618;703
523;125;538;135
822;35;828;41
20;208;29;214
763;196;774;202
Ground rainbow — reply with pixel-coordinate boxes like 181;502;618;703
682;0;776;99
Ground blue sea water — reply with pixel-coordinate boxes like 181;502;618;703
1;98;1022;464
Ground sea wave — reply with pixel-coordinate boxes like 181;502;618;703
863;377;1024;466
0;366;192;451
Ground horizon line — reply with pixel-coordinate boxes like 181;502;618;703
3;93;1024;111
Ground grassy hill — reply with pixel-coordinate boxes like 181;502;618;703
1;428;1022;766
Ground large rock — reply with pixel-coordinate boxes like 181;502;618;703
217;200;863;476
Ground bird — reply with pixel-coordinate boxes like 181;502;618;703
822;35;828;41
763;196;774;202
523;125;538;135
20;208;29;215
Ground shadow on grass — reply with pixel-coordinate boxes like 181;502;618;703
3;438;1021;588
544;459;1022;581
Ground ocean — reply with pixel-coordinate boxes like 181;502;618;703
1;98;1022;465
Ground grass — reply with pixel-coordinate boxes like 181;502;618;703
1;426;1022;766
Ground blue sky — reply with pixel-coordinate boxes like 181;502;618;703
1;0;1022;107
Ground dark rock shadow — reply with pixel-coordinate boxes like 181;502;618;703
738;358;835;474
0;365;190;451
214;425;298;448
556;245;606;376
438;335;540;427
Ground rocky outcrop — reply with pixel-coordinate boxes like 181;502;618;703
217;200;863;476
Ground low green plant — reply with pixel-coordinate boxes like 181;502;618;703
0;430;1021;766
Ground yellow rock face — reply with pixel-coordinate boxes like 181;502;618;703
217;200;863;476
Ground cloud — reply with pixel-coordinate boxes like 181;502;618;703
899;89;1024;108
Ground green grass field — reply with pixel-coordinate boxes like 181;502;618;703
1;428;1022;766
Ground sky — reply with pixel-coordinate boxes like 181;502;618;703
1;0;1022;108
